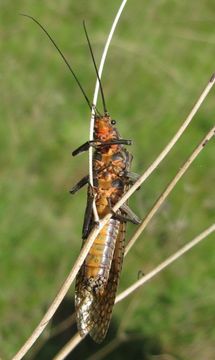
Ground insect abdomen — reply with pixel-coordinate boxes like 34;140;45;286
83;218;120;286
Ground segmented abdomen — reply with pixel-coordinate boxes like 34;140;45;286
84;218;120;283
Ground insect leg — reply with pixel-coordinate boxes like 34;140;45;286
108;197;141;225
112;211;140;224
82;187;95;239
72;139;132;156
101;139;132;146
119;203;141;224
124;171;140;184
70;175;89;194
72;141;95;156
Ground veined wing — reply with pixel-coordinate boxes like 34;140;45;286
88;222;126;343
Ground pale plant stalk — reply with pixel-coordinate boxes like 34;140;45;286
110;73;215;215
87;337;124;360
92;221;215;360
12;75;215;360
11;223;109;360
53;333;83;360
125;125;215;255
28;314;77;360
53;223;215;360
116;223;215;303
89;0;128;222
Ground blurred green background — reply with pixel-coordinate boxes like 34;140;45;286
1;0;215;359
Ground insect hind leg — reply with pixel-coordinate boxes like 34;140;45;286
82;187;95;239
119;203;141;224
107;198;141;225
124;171;140;185
112;209;141;225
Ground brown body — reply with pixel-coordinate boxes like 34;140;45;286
75;115;133;342
21;12;136;345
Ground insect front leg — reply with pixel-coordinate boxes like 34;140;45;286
72;141;96;156
72;139;132;156
70;175;89;194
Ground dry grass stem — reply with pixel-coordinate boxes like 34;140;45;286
116;223;215;303
53;333;83;360
125;125;215;255
110;73;215;218
87;337;123;360
11;222;112;360
28;314;77;360
53;223;214;360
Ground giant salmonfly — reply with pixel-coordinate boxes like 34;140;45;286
22;15;140;343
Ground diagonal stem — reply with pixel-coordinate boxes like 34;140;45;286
111;73;215;216
117;223;215;303
53;333;83;360
125;125;215;255
53;223;215;359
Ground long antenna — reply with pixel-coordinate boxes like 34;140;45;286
20;14;93;111
83;21;108;114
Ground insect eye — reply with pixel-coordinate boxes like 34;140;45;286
111;119;116;125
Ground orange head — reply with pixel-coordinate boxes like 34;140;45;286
94;115;119;142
